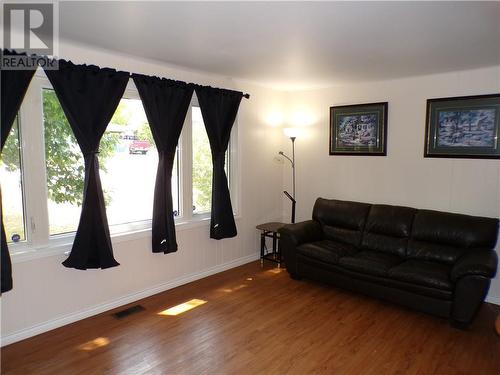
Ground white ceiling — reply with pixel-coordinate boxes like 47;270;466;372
59;1;500;90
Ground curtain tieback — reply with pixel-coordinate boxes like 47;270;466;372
158;149;176;158
83;150;100;157
213;153;226;162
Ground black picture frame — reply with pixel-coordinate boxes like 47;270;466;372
424;94;500;159
329;102;388;156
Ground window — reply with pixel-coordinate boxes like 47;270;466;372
43;91;180;235
7;73;238;257
99;99;180;226
0;118;26;243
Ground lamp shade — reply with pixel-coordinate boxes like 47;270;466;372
283;127;299;138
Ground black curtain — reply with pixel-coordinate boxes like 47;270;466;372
194;86;243;239
132;74;193;253
44;60;129;269
1;50;36;293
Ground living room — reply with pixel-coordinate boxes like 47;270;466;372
1;1;499;374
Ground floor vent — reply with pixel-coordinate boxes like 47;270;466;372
112;304;145;319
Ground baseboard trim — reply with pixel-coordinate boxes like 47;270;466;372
1;252;260;347
486;295;500;306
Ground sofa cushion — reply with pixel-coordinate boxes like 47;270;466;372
388;260;453;290
339;251;403;277
298;260;453;300
296;240;358;265
361;204;416;257
407;240;468;265
312;198;371;246
408;210;499;264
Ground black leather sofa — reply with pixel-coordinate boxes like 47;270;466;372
279;198;499;327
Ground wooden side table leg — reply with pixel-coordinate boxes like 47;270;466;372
272;232;281;267
260;231;265;266
272;232;277;256
495;312;500;336
277;236;281;268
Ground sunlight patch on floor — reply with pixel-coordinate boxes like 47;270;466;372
78;337;110;351
267;268;283;274
219;284;249;293
158;299;207;316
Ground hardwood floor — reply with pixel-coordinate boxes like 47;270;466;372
2;261;499;374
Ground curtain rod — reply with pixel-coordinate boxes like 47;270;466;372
2;49;251;100
130;71;250;99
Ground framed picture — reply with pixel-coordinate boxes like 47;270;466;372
329;102;388;156
424;94;500;159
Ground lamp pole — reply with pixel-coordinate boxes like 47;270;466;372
279;129;298;224
290;136;296;223
291;136;296;200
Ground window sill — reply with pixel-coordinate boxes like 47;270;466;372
10;215;241;264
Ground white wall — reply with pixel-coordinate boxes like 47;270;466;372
0;41;286;345
282;66;500;302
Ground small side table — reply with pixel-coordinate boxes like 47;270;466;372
256;222;286;267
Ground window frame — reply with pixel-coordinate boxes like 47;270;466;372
6;71;240;262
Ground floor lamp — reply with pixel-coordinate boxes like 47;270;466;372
279;128;298;223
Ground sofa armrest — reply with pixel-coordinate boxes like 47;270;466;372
451;249;498;282
278;220;323;246
279;220;322;278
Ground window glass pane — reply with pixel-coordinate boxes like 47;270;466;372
43;91;180;236
0;118;26;243
43;89;82;235
101;98;157;226
192;107;212;214
192;107;230;214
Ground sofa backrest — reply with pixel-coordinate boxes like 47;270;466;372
312;198;371;246
408;210;499;264
361;204;417;257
